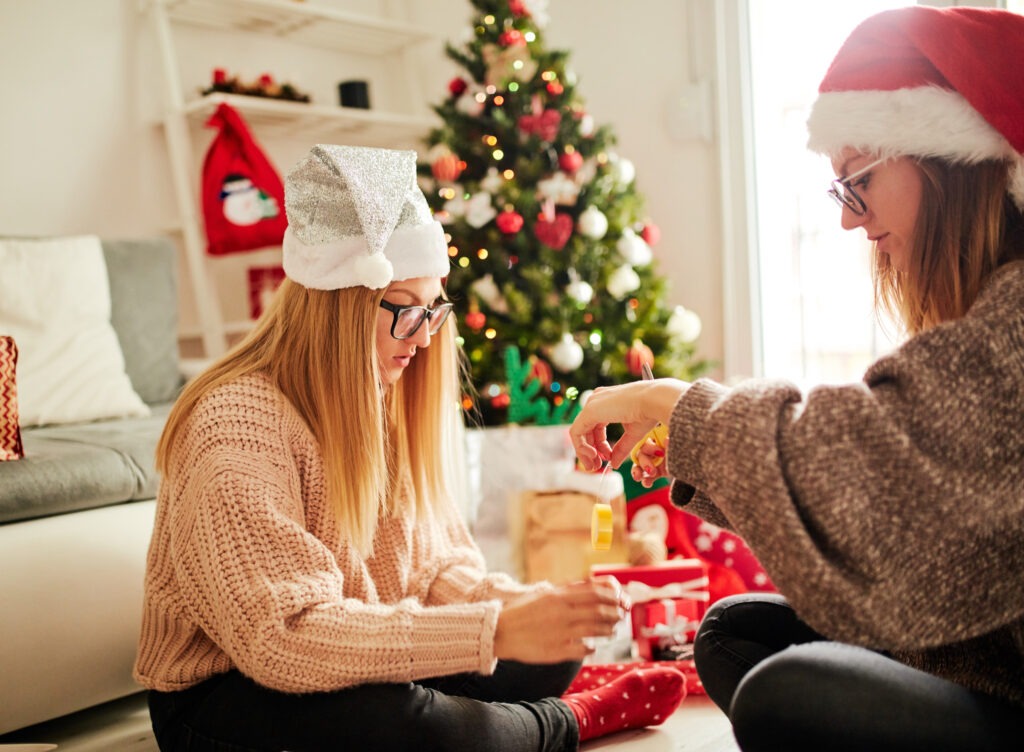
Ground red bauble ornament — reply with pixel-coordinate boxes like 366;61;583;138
492;393;511;409
431;154;464;183
499;29;526;47
641;223;661;246
465;310;486;331
534;213;573;250
509;0;527;16
496;210;524;234
448;77;468;97
625;339;655;377
558;150;583;173
546;81;564;96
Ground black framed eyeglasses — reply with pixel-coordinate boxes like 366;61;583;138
379;299;454;340
827;157;886;216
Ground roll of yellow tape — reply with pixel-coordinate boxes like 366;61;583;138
591;503;614;550
629;423;669;466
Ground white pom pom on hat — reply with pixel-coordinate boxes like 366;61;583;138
806;6;1024;209
282;144;450;290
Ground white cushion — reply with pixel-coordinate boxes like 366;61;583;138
0;236;149;427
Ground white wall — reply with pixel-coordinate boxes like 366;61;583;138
0;0;724;375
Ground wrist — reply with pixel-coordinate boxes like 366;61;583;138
649;379;687;424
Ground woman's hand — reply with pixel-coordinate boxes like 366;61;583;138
631;434;669;488
493;578;627;664
569;378;689;473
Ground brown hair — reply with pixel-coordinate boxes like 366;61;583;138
874;158;1024;335
156;278;465;555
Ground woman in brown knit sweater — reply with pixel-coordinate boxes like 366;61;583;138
136;144;687;752
571;7;1024;752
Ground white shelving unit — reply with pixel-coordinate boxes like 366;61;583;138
144;0;438;356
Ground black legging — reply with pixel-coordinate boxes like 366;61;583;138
148;659;581;752
693;592;1024;751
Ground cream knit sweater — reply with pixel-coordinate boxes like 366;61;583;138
134;375;543;694
669;261;1024;707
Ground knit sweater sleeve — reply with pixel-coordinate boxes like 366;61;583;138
666;263;1024;651
161;379;500;693
408;495;553;607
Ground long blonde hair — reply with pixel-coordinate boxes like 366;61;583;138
874;158;1024;335
156;278;466;555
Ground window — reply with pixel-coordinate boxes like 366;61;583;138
746;1;906;388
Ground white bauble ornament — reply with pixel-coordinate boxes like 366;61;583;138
667;305;703;343
610;156;636;186
577;205;608;240
522;0;551;28
549;332;585;372
607;264;641;299
566;277;593;304
616;228;653;266
579;113;595;137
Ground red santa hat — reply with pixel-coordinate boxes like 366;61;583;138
807;6;1024;208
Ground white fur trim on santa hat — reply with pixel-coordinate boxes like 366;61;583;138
283;220;449;291
808;86;1024;208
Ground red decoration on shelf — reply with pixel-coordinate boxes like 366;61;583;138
248;265;286;319
202;103;288;255
641;222;661;246
448;76;468;97
201;68;311;103
558;150;583;174
431;154;465;183
625;339;655;377
534;212;573;250
496;209;524;234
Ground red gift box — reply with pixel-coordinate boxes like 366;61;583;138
630;598;702;660
591;559;710;659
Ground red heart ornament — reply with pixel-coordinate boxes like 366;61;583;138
534;212;573;250
518;109;562;143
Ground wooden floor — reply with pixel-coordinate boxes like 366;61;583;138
0;691;738;752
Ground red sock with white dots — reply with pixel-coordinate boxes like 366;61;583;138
561;666;686;742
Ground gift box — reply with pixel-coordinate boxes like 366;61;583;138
630;598;701;660
518;490;629;583
592;559;709;659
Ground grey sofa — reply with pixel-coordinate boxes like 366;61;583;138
0;237;184;735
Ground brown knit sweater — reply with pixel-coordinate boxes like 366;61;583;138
134;374;544;694
669;260;1024;708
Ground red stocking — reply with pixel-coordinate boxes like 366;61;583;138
567;660;705;697
561;666;686;742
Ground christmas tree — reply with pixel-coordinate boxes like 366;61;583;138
419;0;709;426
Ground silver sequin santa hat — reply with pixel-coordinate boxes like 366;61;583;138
807;6;1024;209
282;144;449;290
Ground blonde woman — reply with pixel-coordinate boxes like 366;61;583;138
134;145;685;752
571;7;1024;751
